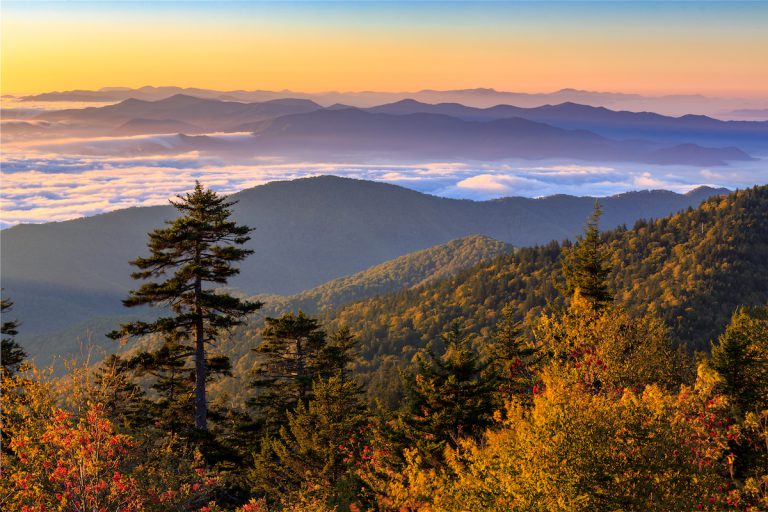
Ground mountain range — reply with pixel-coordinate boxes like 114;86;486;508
16;94;765;165
1;176;728;364
12;85;768;118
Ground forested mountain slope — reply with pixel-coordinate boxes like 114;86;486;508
2;176;725;361
258;235;510;316
323;185;768;370
198;186;767;406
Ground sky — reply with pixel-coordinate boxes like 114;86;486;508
1;1;767;227
2;1;768;97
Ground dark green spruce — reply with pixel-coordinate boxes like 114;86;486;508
108;182;261;431
402;323;497;465
560;200;614;307
249;311;328;434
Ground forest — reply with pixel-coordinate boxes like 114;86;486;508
1;185;767;511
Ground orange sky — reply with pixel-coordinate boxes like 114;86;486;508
2;2;767;97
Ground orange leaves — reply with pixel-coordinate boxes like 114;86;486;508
2;398;217;512
6;403;144;512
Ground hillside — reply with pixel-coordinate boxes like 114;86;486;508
258;235;511;316
319;185;768;373
171;186;766;407
1;176;728;361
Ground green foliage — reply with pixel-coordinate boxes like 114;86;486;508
401;324;498;465
485;304;542;401
253;376;370;510
327;186;768;377
109;181;261;431
560;201;613;307
249;312;328;435
711;305;768;415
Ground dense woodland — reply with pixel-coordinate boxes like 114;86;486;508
1;185;767;511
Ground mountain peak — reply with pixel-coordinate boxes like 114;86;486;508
159;93;209;104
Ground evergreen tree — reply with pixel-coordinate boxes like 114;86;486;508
120;340;232;436
250;311;327;434
254;376;370;509
560;200;613;308
1;293;26;376
486;304;540;401
319;327;360;383
108;182;261;431
403;324;497;464
711;305;768;414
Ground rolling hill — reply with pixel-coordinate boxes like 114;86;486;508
319;185;768;372
1;176;727;363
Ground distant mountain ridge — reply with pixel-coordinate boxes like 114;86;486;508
26;95;763;164
16;85;768;118
1;176;728;359
38;94;323;132
242;107;752;165
366;99;768;151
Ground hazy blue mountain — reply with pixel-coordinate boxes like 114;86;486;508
19;86;767;118
367;100;768;152
113;118;202;135
1;176;727;360
244;108;751;165
37;94;323;132
26;95;760;164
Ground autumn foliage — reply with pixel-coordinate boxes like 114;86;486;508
2;188;767;510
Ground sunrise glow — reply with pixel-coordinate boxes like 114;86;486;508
3;1;767;97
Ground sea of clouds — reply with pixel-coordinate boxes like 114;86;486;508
2;129;766;227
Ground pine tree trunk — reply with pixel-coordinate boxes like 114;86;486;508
194;275;207;431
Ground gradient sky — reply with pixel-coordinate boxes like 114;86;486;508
2;1;767;97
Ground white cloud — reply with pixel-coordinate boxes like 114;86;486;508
1;133;765;226
455;174;533;193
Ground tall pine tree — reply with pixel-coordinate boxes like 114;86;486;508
108;182;261;431
560;200;613;308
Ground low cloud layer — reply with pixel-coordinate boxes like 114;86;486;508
2;137;765;226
